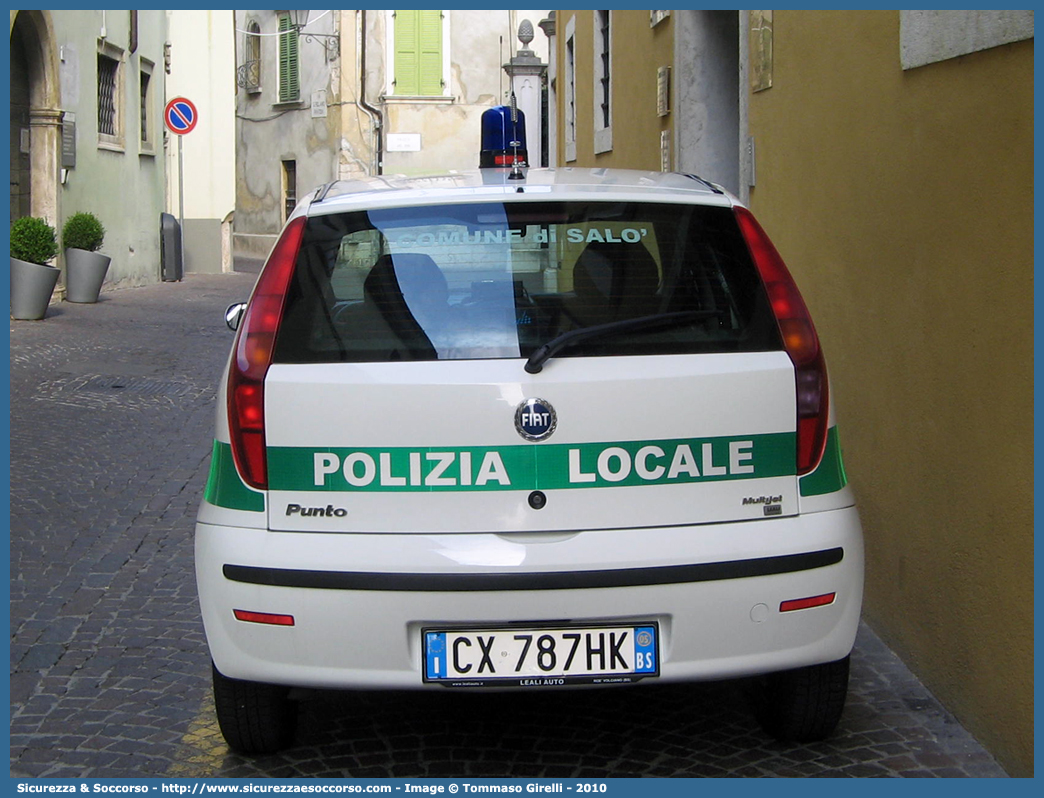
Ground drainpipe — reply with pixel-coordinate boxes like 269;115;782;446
357;10;383;175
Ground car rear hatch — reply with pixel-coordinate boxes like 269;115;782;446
231;192;826;534
264;352;797;533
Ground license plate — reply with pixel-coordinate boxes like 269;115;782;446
422;623;659;686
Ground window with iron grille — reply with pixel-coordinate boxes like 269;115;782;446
598;11;610;127
238;20;262;93
139;69;151;146
593;10;612;154
278;13;300;103
566;37;576;138
564;16;576;162
282;160;297;222
98;53;119;137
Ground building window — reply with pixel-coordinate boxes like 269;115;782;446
593;10;612;154
392;10;444;96
139;60;155;152
238;20;262;93
139;72;149;141
98;55;118;135
564;15;576;162
282;160;297;222
97;44;124;149
278;13;300;103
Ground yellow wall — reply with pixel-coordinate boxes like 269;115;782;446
555;7;1033;776
748;11;1033;776
557;10;671;170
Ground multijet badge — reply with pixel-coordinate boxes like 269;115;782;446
515;398;557;441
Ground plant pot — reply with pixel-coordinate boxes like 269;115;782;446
10;257;61;320
64;248;112;303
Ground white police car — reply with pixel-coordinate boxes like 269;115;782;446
196;158;863;754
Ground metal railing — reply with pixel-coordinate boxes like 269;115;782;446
236;60;261;92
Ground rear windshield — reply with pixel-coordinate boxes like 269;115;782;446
273;201;781;364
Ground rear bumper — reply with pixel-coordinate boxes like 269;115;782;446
196;507;863;689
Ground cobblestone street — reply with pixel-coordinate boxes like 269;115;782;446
9;272;1008;779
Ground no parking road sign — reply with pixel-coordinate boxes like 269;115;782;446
164;97;198;135
166;97;197;281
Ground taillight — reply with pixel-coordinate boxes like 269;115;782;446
735;207;829;476
227;216;306;490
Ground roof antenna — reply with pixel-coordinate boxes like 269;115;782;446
508;90;525;180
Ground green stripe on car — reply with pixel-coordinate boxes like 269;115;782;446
204;441;265;512
267;432;797;493
799;427;848;497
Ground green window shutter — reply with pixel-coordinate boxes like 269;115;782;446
394;10;419;95
417;10;443;96
278;13;300;102
394;10;442;96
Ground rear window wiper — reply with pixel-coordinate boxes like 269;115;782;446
524;311;719;374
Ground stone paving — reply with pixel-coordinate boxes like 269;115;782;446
9;272;1009;779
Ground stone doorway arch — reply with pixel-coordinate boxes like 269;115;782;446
9;10;62;227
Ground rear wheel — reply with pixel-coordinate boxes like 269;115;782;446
753;655;850;742
212;662;297;754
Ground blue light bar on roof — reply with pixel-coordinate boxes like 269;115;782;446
480;105;528;168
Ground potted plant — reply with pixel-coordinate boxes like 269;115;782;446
10;216;61;320
62;211;111;303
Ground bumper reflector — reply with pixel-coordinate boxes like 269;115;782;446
233;609;295;626
780;592;836;613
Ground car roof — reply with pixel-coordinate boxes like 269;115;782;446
305;168;738;216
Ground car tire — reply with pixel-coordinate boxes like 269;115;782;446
212;661;297;754
753;655;850;743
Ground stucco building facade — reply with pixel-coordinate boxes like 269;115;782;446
232;9;549;259
10;10;168;291
552;8;1033;776
164;10;237;275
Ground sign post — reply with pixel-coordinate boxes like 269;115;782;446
164;97;198;277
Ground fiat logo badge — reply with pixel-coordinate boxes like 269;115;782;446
515;398;557;442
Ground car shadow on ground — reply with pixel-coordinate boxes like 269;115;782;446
201;678;866;778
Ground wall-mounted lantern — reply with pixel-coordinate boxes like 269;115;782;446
287;10;340;61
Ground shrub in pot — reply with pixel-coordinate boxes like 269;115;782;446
10;216;61;320
62;211;111;303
